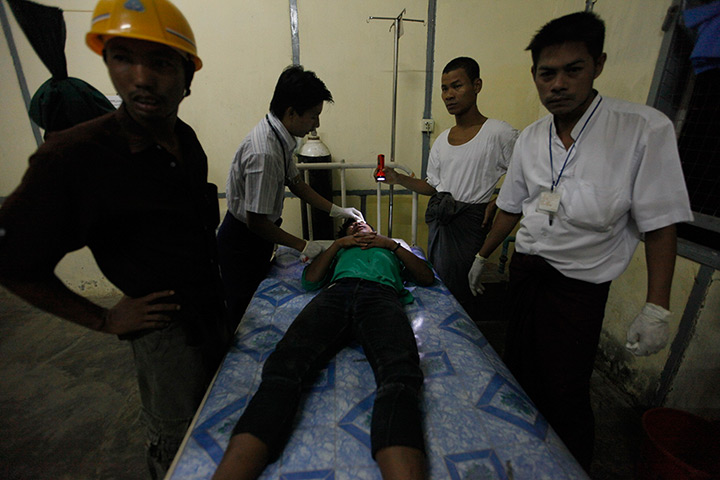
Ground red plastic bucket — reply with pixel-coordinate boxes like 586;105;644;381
637;407;720;480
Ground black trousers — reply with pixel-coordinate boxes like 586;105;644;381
216;212;276;331
504;253;611;471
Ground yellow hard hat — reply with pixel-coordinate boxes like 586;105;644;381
86;0;202;71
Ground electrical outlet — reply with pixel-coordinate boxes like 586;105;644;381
422;118;434;133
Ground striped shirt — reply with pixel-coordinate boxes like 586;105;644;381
226;112;300;223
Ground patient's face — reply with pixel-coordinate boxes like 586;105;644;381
346;221;373;236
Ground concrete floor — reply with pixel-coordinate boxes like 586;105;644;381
0;286;643;480
0;289;145;480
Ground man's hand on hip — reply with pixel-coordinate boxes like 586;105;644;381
103;290;179;335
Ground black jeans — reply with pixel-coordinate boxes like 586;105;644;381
131;322;223;479
232;278;425;460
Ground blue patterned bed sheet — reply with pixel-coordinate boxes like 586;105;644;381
169;246;589;480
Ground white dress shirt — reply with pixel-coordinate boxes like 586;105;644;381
497;94;693;283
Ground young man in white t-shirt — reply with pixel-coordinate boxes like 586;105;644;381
380;57;518;321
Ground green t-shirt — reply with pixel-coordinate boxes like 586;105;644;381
301;246;422;304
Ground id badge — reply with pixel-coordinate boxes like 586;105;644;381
537;187;562;214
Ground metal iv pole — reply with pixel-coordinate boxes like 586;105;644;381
368;9;424;236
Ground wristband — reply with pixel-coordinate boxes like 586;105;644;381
392;242;401;253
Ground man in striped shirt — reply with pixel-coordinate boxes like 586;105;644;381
218;65;363;328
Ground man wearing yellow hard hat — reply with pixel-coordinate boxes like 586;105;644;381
0;1;230;478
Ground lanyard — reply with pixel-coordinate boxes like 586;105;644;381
266;114;288;159
548;97;602;191
266;114;290;179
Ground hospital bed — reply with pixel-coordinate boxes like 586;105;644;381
167;162;589;480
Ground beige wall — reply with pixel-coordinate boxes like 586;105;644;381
0;0;670;238
665;271;720;417
2;0;717;413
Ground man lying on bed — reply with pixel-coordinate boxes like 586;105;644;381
213;218;435;480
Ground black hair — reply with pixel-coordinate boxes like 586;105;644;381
442;57;480;81
336;217;374;239
526;12;605;66
183;59;195;97
269;65;333;118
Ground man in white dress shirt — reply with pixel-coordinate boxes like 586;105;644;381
467;12;693;470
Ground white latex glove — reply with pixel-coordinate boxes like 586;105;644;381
299;240;324;263
625;303;671;356
468;254;486;296
330;204;364;222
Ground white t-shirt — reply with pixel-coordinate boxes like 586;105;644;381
225;113;300;224
497;94;694;283
426;119;518;204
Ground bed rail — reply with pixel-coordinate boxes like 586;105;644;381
296;161;419;245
